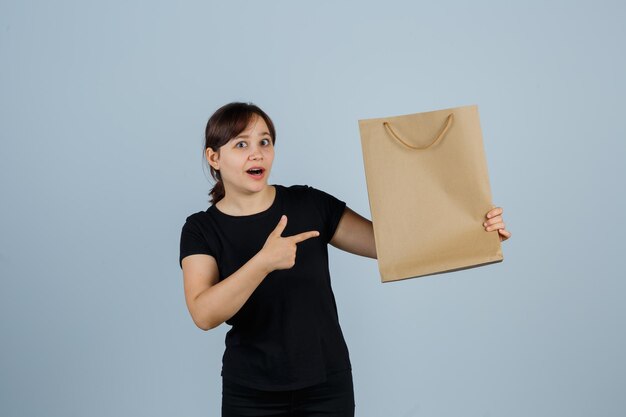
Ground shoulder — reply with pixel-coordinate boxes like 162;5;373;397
278;183;308;193
282;184;345;213
282;183;333;202
302;184;340;201
180;210;215;235
278;183;324;195
183;210;208;225
179;210;219;247
273;183;311;201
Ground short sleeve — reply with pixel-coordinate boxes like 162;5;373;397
179;217;215;269
306;185;347;244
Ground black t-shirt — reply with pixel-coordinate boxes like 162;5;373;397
178;184;352;391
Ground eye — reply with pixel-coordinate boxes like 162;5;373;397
235;141;247;148
262;138;271;145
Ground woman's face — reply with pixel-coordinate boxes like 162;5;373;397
207;113;275;194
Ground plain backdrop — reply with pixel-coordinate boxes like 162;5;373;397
1;1;625;416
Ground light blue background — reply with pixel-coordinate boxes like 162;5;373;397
1;1;624;416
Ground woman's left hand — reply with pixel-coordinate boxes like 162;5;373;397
483;207;511;242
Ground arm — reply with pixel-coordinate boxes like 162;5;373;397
329;206;377;259
181;215;320;331
327;204;509;264
328;205;510;261
182;251;271;331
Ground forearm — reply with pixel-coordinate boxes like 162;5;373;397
192;251;271;330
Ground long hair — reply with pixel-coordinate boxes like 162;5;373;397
204;102;276;205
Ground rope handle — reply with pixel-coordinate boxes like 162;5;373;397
382;112;454;150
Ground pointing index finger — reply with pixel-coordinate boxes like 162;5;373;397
291;230;320;243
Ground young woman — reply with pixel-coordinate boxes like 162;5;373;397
179;102;511;417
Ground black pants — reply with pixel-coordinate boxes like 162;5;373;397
222;369;355;417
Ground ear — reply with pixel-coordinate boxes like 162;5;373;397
206;148;219;170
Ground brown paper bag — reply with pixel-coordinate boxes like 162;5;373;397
357;104;503;283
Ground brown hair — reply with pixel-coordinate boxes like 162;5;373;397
204;102;277;205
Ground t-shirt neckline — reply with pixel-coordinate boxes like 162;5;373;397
209;184;281;220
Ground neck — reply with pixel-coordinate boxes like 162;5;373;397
217;184;276;216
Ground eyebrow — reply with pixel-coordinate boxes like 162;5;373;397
235;131;271;139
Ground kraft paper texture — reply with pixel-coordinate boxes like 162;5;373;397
357;104;503;283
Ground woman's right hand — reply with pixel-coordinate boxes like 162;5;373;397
259;215;320;273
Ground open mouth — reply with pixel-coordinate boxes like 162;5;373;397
246;168;265;177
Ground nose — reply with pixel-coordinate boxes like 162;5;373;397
249;147;263;160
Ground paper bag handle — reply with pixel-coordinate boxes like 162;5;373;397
383;113;454;150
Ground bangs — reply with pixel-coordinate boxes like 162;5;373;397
226;111;258;142
205;102;276;150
